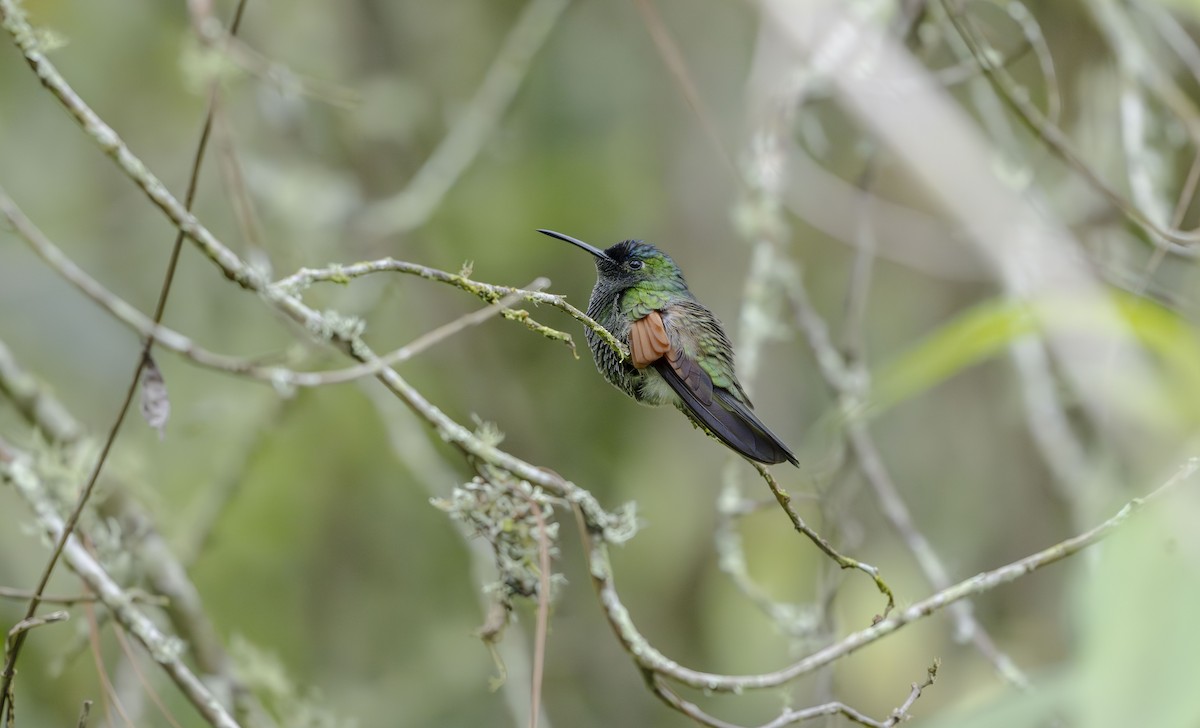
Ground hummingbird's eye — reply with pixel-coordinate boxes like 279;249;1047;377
628;259;644;271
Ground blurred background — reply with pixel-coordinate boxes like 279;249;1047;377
2;0;1200;726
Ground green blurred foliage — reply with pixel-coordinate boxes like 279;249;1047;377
1;0;1199;727
873;293;1200;429
924;500;1200;728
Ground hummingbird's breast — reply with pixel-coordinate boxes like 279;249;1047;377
583;288;638;398
583;285;682;407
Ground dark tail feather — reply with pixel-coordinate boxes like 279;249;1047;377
713;389;798;466
654;362;799;466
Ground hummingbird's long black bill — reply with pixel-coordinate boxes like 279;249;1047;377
538;229;611;261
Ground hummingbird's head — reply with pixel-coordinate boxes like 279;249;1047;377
538;229;687;292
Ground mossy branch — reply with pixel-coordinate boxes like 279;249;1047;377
8;2;1192;727
0;449;244;728
584;459;1197;693
277;259;627;361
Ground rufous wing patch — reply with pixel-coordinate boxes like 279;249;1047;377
630;310;671;369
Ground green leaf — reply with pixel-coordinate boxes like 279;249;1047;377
869;297;1035;416
1155;0;1200;19
1074;508;1200;728
866;293;1200;427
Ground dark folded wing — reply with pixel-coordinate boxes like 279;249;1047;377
712;387;798;466
653;358;798;467
629;308;797;466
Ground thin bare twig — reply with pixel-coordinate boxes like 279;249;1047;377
0;277;139;715
192;19;358;109
526;498;552;728
0;335;272;726
0;187;277;373
0;586;166;607
1134;148;1200;299
714;473;820;639
632;0;739;178
109;617;186;728
753;464;894;620
645;659;937;727
3;611;69;725
360;0;571;235
0;0;609;534
212;105;266;259
1097;2;1173;232
785;268;1031;687
882;659;939;727
647;675;878;728
84;603;135;727
5;611;69;654
583;458;1196;693
1;451;243;728
0;1;250;714
1005;1;1061;128
940;0;1200;253
276;258;625;357
840;158;879;362
366;389;551;728
276;282;551;387
0;198;580;386
0;0;264;291
5;4;1178;725
0;340;85;444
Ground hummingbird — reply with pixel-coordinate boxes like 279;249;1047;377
540;229;798;466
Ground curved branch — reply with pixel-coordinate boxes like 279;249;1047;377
1;452;242;728
0;195;606;386
754;463;894;619
940;0;1200;255
276;259;627;360
359;0;572;235
584;459;1196;692
647;659;936;727
7;0;1187;721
